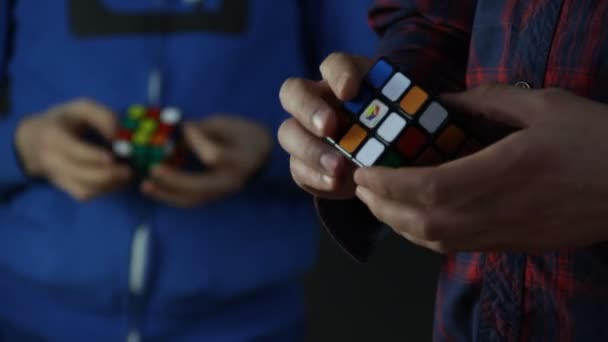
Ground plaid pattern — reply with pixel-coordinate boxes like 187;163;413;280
318;1;608;341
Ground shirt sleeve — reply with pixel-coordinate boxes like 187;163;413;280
0;0;29;196
370;0;476;93
315;0;476;263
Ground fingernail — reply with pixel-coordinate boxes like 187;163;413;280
312;111;327;134
338;73;351;92
322;175;334;186
320;153;340;174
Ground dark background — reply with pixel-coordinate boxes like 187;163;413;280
303;228;442;341
301;8;443;339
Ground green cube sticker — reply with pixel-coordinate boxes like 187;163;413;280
139;119;158;134
377;149;407;168
122;117;139;131
128;105;146;120
150;147;166;163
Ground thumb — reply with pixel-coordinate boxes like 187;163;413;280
440;82;539;128
183;122;230;166
319;53;373;101
62;99;117;140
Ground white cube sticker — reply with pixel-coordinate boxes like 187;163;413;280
381;73;411;102
360;99;389;128
355;138;385;167
377;113;407;143
113;141;132;157
419;102;448;133
161;107;182;125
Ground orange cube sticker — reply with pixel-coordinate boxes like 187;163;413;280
339;124;368;153
400;86;428;115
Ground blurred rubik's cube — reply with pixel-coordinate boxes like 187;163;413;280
113;105;186;176
326;58;484;168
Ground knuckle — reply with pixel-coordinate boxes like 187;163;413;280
290;158;307;183
277;119;295;147
417;213;443;241
280;80;319;118
39;152;55;173
473;82;505;111
534;88;565;112
302;134;324;163
382;182;400;200
289;158;304;185
293;157;331;191
104;170;120;184
482;81;503;92
280;78;304;102
40;125;58;147
538;87;565;102
475;82;502;97
420;174;444;207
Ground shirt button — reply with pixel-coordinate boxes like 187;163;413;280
514;81;531;89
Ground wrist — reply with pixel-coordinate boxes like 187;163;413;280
15;116;43;178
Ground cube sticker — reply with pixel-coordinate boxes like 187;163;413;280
328;58;479;169
360;99;389;128
419;102;448;133
338;124;368;153
113;105;184;176
382;73;411;102
400;86;428;115
356;138;385;166
377;112;407;143
366;59;394;88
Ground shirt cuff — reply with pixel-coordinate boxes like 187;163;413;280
0;115;29;191
314;196;388;263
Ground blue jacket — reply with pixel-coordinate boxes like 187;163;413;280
0;1;377;340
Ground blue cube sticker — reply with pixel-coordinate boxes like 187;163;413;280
344;85;374;115
366;59;394;89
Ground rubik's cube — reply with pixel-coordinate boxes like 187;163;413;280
113;105;186;176
326;58;483;168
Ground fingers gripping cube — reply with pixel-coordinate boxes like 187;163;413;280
326;58;492;168
113;105;187;176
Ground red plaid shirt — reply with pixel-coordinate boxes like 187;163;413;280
317;0;608;341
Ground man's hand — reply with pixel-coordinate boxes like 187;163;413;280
141;115;272;208
354;83;608;253
15;99;131;201
278;53;372;199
